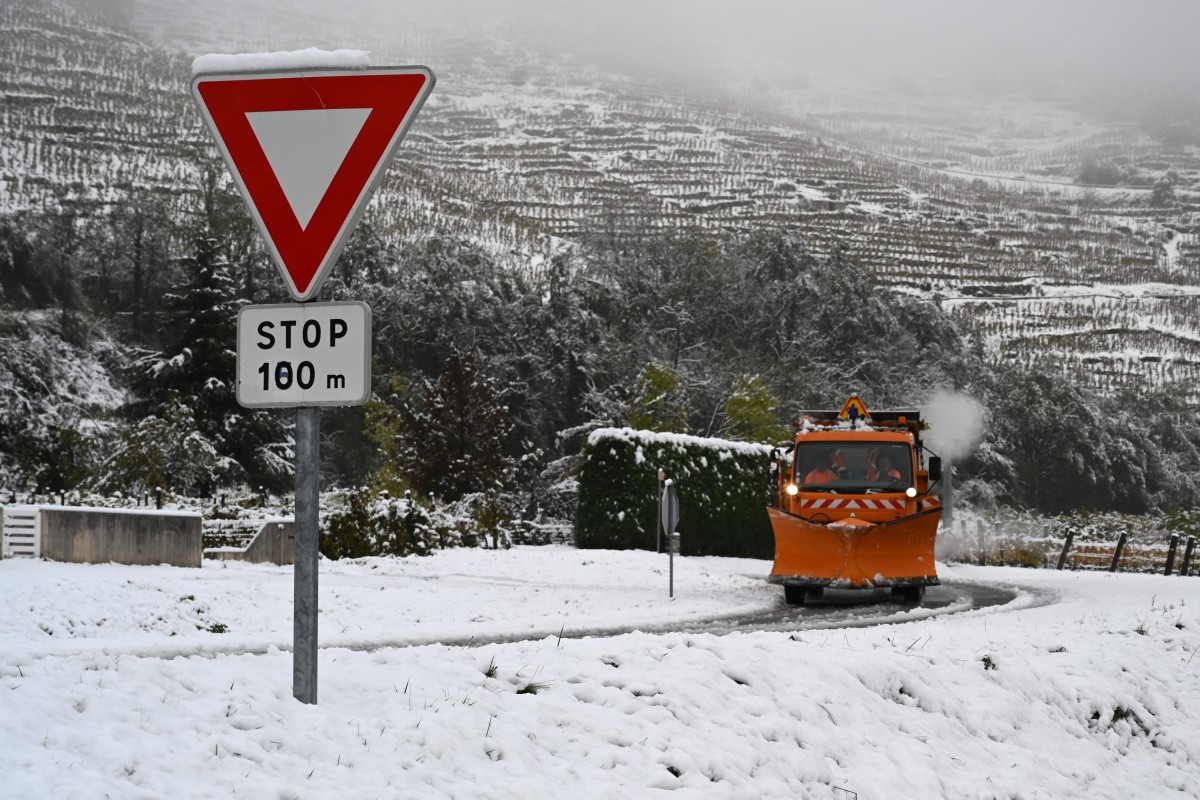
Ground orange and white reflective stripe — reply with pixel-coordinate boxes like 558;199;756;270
800;497;906;510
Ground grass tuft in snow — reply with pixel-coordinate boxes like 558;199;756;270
516;680;550;695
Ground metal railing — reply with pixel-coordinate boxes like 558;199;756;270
1;506;41;558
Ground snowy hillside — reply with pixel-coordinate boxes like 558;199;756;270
1;0;1197;397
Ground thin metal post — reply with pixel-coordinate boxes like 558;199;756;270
1181;536;1196;577
1109;532;1127;573
669;540;674;598
1056;529;1075;571
1164;534;1180;576
942;461;953;532
294;406;320;704
656;468;664;553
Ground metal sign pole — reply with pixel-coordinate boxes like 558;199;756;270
943;460;954;534
656;468;665;553
669;541;674;598
293;405;320;704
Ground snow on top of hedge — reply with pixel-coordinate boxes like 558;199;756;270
587;427;772;457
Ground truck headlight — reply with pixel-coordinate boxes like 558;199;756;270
906;486;918;498
786;483;799;496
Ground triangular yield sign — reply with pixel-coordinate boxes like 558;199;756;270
191;67;434;301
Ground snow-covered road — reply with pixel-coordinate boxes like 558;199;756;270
3;547;1199;799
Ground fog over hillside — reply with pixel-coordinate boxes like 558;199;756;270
96;0;1200;114
512;1;1200;106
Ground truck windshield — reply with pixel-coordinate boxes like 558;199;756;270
794;441;912;490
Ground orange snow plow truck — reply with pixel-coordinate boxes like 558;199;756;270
768;394;942;604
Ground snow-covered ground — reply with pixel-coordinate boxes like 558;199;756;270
2;547;1198;799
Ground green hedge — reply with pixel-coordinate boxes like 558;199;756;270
574;428;774;558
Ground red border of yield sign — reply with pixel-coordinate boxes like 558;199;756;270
191;67;434;301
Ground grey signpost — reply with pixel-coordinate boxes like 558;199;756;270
942;460;954;534
293;405;320;703
661;480;679;598
192;63;434;704
656;468;665;553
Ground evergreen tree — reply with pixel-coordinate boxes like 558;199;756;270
125;228;290;495
361;373;408;493
31;201;85;341
628;362;689;433
989;366;1114;513
721;374;788;443
0;312;108;492
505;252;606;456
0;215;53;309
194;165;275;304
393;348;515;501
1136;386;1200;509
95;191;174;343
92;400;219;497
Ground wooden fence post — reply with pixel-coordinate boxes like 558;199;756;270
1164;534;1180;576
1057;529;1075;571
1109;532;1128;573
1181;536;1196;577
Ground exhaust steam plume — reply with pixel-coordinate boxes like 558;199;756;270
923;390;985;463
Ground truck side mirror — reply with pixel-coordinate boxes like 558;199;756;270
928;456;942;482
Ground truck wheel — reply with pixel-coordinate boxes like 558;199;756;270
785;586;823;605
892;586;925;603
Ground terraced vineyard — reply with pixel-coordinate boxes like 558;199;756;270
3;0;1198;399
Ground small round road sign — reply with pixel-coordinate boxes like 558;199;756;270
661;483;679;535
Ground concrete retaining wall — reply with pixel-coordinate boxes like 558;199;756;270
206;519;294;566
39;507;203;567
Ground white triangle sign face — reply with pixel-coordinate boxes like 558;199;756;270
192;67;435;301
246;108;372;230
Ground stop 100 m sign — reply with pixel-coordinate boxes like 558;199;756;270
235;301;371;408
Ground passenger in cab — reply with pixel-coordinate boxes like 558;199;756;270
804;449;841;484
867;453;902;482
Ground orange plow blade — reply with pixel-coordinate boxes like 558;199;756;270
767;507;940;589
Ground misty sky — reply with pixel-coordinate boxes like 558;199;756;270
95;0;1200;108
510;0;1200;103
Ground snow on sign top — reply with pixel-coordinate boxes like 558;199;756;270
191;61;434;301
191;48;371;75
